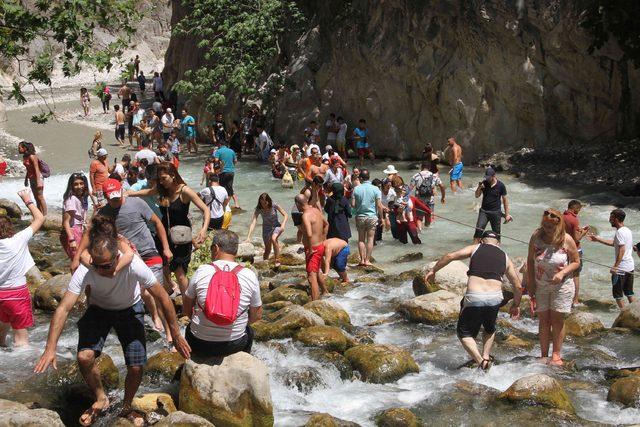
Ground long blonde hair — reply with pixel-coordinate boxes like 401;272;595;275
538;207;565;249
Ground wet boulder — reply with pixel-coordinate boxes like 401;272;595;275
145;350;185;381
411;275;441;296
179;353;274;426
34;273;86;312
309;350;354;380
282;366;326;394
295;326;349;352
375;408;422;427
608;376;640;408
155;411;215;426
499;374;575;413
132;393;177;415
500;334;535;350
424;260;468;294
613;301;640;331
304;300;352;329
0;407;64;426
279;244;306;266
0;198;22;218
253;305;325;341
393;252;423;263
262;285;310;306
564;312;605;337
397;290;460;324
348;253;375;264
263;300;293;312
605;367;640;381
305;413;361;426
42;215;63;232
344;344;419;384
236;242;256;262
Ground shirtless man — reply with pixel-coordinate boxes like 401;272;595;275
425;230;521;370
295;194;328;300
447;137;464;193
114;105;126;146
118;83;132;113
323;237;350;284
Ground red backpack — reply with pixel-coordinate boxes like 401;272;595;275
199;263;244;325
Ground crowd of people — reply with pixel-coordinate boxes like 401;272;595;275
1;89;639;424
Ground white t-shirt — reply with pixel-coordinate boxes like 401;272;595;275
0;227;35;290
186;260;262;342
258;130;272;151
113;163;126;178
161;114;174;132
67;255;157;310
614;226;635;273
325;119;337;141
135;149;157;165
337;123;348;141
199;186;229;219
381;188;397;208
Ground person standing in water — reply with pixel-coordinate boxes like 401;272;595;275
447;137;464;193
295;194;328;300
322;237;350;284
18;141;47;216
114;105;126;146
35;216;190;426
563;200;589;306
182;108;197;154
527;208;580;366
0;189;44;347
589;208;635;309
352;169;384;265
426;230;522;370
246;193;288;267
473;166;512;242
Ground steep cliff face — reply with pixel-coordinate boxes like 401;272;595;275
164;0;640;160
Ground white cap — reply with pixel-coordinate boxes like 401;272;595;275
325;145;333;151
96;148;108;157
270;149;277;154
166;108;172;113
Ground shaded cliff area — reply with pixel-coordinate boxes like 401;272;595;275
164;0;640;160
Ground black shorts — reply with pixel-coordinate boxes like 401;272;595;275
456;302;501;339
115;124;126;140
208;216;224;230
77;301;147;366
185;324;253;360
219;172;235;197
612;272;634;300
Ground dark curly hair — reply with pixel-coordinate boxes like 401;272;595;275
0;216;15;239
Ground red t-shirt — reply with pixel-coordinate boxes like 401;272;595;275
563;210;581;248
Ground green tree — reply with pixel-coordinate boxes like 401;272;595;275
172;0;303;111
0;0;140;122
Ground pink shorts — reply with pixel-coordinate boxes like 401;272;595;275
0;286;34;329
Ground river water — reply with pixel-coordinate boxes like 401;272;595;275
1;100;640;425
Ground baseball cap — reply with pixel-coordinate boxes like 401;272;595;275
484;166;496;178
481;230;500;240
103;178;122;199
325;145;333;151
270;149;277;154
96;148;108;157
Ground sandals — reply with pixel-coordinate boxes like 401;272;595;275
119;408;146;427
479;357;493;372
79;404;108;426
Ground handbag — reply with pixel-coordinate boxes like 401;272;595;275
166;196;192;245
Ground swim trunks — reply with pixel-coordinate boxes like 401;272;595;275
331;246;350;273
0;286;34;329
450;162;463;181
456;291;503;339
306;244;325;273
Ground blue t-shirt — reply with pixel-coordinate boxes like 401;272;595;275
182;115;196;137
215;146;237;173
354;127;368;149
353;181;381;217
130;179;162;220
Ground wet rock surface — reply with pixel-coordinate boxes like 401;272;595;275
344;344;419;384
397;290;461;324
499;374;575;414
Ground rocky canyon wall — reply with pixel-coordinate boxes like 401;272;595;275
164;0;640;160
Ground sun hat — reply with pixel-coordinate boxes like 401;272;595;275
383;165;398;175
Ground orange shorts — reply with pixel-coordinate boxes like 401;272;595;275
306;244;325;274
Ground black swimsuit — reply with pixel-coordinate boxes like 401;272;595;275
161;186;192;272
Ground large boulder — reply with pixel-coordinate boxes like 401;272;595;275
262;286;310;306
411;275;441;297
344;344;419;384
295;326;349;352
499;374;574;413
607;376;640;408
236;242;256;262
0;408;64;426
179;353;274;426
613;301;640;330
42;215;63;232
279;244;306;266
46;354;119;390
282;367;326;394
132;393;177;414
397;290;460;324
375;408;422;427
424;261;468;293
0;198;22;218
155;411;215;426
564;312;605;337
253;305;325;340
34;273;86;312
303;300;352;329
305;413;361;427
145;350;186;381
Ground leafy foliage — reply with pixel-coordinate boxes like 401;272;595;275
579;0;640;68
0;0;140;121
173;0;304;111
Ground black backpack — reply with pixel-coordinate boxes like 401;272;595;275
416;173;434;198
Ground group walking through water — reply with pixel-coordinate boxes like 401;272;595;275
1;97;639;425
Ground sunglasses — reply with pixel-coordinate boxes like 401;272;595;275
91;258;117;270
543;210;560;220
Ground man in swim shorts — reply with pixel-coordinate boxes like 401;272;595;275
447;137;464;193
425;230;522;371
295;194;328;300
323;237;350;284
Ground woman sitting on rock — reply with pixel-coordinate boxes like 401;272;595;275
526;208;580;366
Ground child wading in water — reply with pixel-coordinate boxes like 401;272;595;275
246;193;288;267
